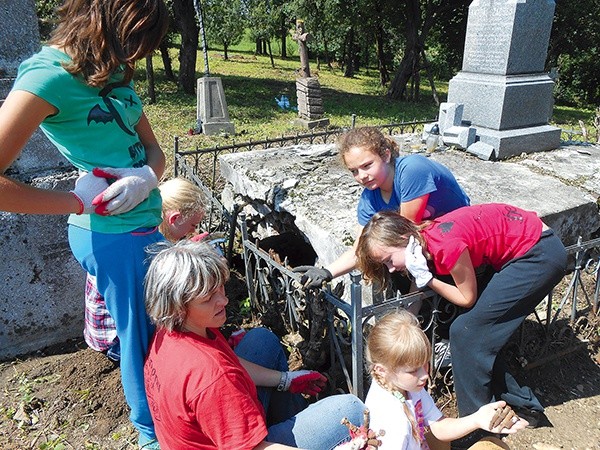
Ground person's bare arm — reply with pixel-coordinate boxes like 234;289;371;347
0;90;81;214
427;249;478;307
237;357;281;387
136;112;165;180
429;401;528;441
399;193;429;223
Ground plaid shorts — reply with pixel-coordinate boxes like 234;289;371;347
83;274;118;352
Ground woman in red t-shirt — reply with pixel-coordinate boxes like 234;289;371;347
355;203;567;444
143;240;367;450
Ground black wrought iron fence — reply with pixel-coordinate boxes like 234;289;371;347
173;121;599;401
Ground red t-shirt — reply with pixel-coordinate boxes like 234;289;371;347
421;203;542;275
144;327;268;449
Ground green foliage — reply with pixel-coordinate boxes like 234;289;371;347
554;53;600;107
239;297;252;317
203;0;247;56
35;0;61;40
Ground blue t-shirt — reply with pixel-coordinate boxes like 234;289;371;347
357;154;470;226
13;46;162;233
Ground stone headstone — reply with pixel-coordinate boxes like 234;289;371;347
0;0;85;361
196;77;235;135
447;0;561;160
294;77;329;129
292;20;329;129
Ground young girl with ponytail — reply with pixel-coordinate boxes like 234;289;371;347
365;310;528;449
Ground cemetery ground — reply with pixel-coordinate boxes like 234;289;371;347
0;267;599;450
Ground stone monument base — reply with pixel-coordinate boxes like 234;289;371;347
201;121;236;135
475;124;561;160
448;72;555;130
294;117;330;129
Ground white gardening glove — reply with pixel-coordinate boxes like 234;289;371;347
70;171;110;215
405;236;433;288
91;165;158;216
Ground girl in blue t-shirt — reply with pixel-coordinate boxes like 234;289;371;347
294;126;470;290
0;1;169;448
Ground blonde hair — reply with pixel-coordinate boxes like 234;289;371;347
337;126;400;167
49;0;169;87
366;310;432;444
356;210;430;289
145;240;230;331
158;178;208;241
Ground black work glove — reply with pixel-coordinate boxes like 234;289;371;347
293;266;333;289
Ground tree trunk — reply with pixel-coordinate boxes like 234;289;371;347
421;50;440;106
323;38;333;70
387;46;418;100
224;43;229;61
159;41;174;81
145;55;156;104
387;0;421;100
172;0;199;94
375;23;389;86
343;26;356;77
280;18;287;58
267;40;275;68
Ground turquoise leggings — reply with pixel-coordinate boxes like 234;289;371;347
68;224;164;441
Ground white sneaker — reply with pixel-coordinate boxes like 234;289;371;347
434;338;452;369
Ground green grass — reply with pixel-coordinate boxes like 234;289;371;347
135;42;596;172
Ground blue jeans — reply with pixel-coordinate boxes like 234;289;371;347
450;230;567;416
69;225;164;441
235;328;366;449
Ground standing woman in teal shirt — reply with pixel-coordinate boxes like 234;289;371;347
0;1;169;448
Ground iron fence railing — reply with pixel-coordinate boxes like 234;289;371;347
239;223;600;400
173;122;599;401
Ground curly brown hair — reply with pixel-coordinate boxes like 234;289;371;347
48;0;169;87
337;126;400;167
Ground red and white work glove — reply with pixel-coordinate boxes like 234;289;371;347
277;370;327;396
405;236;433;288
70;171;110;215
91;165;158;216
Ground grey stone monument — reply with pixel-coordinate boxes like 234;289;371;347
447;0;561;160
293;20;329;129
0;0;85;360
196;77;235;135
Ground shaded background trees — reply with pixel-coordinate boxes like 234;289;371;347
35;0;600;109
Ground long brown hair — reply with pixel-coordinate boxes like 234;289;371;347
366;310;431;444
337;126;400;167
356;210;430;289
49;0;169;87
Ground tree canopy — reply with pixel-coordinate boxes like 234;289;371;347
35;0;600;106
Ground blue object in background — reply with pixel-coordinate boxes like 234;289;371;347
275;95;291;110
